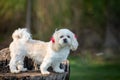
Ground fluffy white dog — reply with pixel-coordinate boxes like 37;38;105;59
9;28;78;74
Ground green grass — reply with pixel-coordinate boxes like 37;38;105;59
69;55;120;80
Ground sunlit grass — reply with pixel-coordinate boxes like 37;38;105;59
69;55;120;80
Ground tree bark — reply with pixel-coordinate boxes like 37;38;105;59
0;48;70;80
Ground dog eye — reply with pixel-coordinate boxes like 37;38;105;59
60;35;64;38
67;35;70;38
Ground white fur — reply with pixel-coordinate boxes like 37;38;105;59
9;28;79;74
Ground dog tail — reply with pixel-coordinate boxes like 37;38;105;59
12;28;31;41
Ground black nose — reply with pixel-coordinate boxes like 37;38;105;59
63;39;67;43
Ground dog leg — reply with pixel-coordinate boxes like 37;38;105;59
9;59;20;73
10;65;21;73
52;63;64;73
17;65;27;72
40;61;51;75
17;60;27;72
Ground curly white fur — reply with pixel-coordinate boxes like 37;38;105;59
9;28;78;74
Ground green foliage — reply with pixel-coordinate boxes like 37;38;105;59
108;0;120;18
48;0;72;27
0;0;27;36
0;0;26;20
32;0;72;41
82;0;106;27
82;0;120;28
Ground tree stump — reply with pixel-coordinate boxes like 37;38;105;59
0;48;70;80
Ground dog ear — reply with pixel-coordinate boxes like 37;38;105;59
70;34;79;51
51;31;61;51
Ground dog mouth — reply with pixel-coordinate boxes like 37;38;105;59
59;38;70;47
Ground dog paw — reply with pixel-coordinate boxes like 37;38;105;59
41;71;50;75
54;69;64;73
11;70;20;73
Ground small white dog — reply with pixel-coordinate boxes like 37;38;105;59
9;28;78;74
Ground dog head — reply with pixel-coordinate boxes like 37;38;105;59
51;29;79;51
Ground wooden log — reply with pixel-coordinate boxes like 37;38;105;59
0;48;70;80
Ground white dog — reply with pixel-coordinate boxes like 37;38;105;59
9;28;78;74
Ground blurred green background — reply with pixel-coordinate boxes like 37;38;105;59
0;0;120;80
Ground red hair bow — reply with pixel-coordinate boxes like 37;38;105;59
51;37;55;43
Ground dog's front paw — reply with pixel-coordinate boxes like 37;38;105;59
41;71;50;75
11;70;20;73
54;69;64;73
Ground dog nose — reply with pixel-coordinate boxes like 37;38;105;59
63;39;67;43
